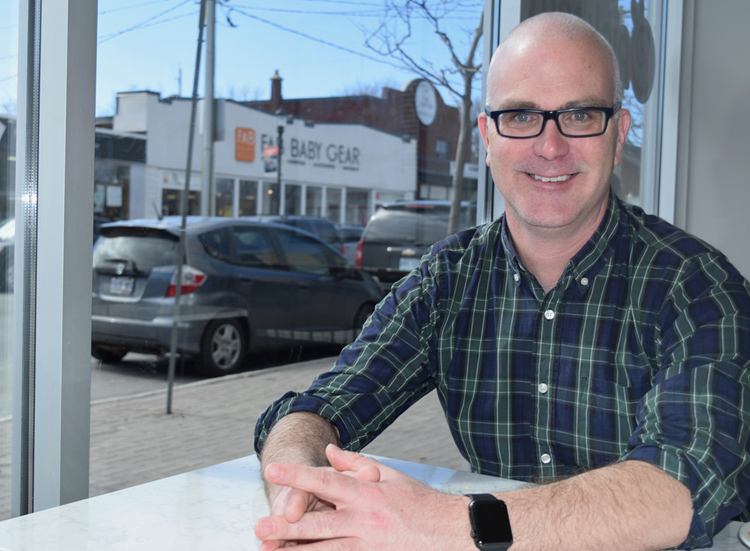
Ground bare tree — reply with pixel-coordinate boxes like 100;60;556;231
363;1;483;235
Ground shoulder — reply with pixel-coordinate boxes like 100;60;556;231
618;200;750;295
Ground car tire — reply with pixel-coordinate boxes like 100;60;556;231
200;318;246;376
353;302;376;330
91;344;127;363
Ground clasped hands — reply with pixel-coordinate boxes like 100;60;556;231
255;444;471;550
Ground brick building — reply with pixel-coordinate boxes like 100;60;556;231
244;72;477;203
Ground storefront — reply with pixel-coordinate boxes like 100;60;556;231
110;92;418;226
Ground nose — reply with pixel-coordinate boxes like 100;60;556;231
533;118;570;160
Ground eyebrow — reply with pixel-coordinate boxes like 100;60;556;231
492;98;612;111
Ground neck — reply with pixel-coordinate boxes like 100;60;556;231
506;204;607;293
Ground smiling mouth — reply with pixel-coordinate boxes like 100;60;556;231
529;173;573;183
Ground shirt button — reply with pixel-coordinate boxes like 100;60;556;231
544;309;555;320
513;273;520;282
581;277;589;286
541;454;552;464
538;383;548;394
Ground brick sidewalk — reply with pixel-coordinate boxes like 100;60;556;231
1;356;467;520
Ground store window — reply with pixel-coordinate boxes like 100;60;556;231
215;177;234;217
94;163;130;221
239;180;258;216
345;189;369;227
262;182;280;215
284;183;302;215
161;189;201;217
326;187;342;225
306;186;322;217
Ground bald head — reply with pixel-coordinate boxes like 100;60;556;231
486;12;622;108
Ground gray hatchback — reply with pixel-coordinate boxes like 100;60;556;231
91;217;383;375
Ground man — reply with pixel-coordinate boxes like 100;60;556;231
254;12;750;550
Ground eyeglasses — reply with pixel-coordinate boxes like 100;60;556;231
484;103;621;138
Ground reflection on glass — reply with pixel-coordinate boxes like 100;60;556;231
522;0;662;210
326;188;342;225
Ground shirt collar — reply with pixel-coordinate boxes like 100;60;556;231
499;190;624;291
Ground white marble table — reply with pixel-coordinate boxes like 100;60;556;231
0;455;745;550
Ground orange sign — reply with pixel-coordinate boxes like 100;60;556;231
235;127;256;162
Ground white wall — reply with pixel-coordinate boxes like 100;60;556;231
676;0;750;278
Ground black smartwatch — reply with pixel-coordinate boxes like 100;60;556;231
466;493;514;550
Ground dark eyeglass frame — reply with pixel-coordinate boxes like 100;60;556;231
484;103;621;139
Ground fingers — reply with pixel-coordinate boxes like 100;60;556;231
284;488;310;523
264;462;363;505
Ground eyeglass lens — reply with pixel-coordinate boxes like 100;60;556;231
497;109;609;137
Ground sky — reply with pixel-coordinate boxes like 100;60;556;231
0;0;484;117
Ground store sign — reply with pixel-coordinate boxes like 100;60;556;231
259;134;361;170
235;127;256;162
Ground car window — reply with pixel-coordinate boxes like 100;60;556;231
231;226;279;268
277;230;346;276
315;221;341;245
199;228;232;261
364;204;476;246
93;229;179;271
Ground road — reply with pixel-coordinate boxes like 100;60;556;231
0;288;342;418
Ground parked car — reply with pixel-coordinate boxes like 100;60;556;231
337;224;364;264
91;217;383;375
357;200;477;291
246;215;342;249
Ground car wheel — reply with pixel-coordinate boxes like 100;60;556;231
91;344;127;363
353;303;375;330
200;318;246;376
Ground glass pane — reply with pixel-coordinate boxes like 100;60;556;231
283;183;301;215
239;180;257;216
345;188;369;227
88;0;485;501
0;0;17;521
305;186;322;217
215;177;234;217
521;0;664;211
262;182;280;215
326;187;342;225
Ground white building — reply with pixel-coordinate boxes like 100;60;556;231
110;91;418;227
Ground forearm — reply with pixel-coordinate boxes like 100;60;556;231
500;460;693;551
259;412;341;497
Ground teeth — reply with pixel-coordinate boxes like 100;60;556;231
531;174;572;183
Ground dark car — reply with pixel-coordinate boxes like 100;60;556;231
246;215;342;249
91;217;383;376
356;200;477;291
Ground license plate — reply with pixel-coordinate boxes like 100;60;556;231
109;276;135;296
398;257;420;271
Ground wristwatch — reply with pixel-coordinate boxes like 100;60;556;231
466;493;514;550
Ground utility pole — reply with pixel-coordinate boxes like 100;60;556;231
201;0;215;217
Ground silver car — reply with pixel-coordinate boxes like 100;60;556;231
91;217;383;375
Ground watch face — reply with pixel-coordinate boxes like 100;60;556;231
470;498;513;549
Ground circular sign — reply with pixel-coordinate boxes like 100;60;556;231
415;80;437;126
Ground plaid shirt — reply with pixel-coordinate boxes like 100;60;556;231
255;193;750;548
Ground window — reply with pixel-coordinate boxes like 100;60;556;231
277;230;346;276
239;180;258;216
215;177;234;217
231;226;279;268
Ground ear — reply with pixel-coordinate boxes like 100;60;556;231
478;112;492;167
613;108;631;167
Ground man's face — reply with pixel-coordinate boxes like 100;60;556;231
479;34;631;238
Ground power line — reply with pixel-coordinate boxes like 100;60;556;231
97;0;194;44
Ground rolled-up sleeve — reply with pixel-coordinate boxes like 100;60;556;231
255;260;441;455
623;253;750;549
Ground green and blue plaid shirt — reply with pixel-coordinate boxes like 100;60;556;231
256;193;750;548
